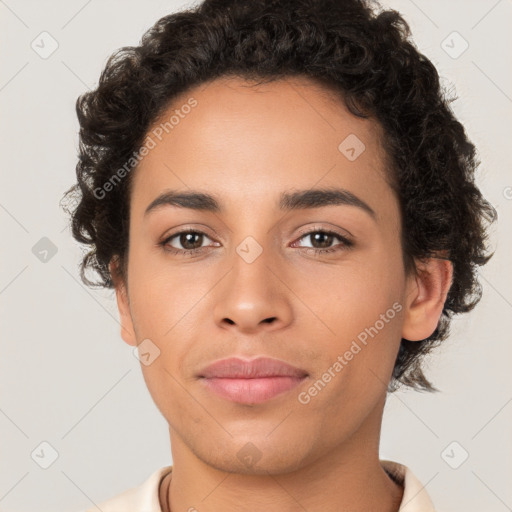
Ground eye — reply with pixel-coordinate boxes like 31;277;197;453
159;227;353;257
292;228;353;255
160;229;218;256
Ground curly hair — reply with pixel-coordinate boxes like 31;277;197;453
61;0;497;393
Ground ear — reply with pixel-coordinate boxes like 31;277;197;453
109;257;137;347
402;257;453;341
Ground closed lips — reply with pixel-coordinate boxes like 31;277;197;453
198;357;308;379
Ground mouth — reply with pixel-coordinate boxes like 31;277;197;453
198;356;309;405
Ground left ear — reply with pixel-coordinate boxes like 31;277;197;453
402;257;453;341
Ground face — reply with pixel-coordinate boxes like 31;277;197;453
113;75;422;474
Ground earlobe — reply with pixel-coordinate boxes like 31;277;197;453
109;259;138;347
401;257;453;342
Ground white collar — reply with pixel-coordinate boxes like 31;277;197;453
87;460;436;512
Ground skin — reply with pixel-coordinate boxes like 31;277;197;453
110;75;453;512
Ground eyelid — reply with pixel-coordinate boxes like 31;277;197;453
159;223;355;255
160;223;352;243
159;224;219;243
291;226;354;249
293;223;354;241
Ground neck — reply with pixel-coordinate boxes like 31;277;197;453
162;398;404;512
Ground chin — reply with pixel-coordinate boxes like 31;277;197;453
194;438;313;476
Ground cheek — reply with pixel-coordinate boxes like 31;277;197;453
127;248;204;333
126;250;215;373
138;357;194;428
295;246;404;396
295;255;404;343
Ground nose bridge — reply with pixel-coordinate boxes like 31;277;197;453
226;202;279;276
212;227;292;331
230;230;278;299
231;212;287;278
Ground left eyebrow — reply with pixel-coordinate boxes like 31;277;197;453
144;187;376;220
278;187;376;219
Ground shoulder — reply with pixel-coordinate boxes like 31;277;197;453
82;465;173;512
381;459;436;512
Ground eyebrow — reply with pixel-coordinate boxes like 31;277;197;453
144;187;376;219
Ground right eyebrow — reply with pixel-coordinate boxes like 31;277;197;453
144;190;221;217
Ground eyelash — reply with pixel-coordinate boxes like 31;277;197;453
159;228;354;257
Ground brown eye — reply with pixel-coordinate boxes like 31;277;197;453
307;232;336;249
176;232;204;250
292;229;354;255
161;230;214;254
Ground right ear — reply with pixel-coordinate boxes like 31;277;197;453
109;257;137;347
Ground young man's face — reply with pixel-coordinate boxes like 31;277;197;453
113;76;423;473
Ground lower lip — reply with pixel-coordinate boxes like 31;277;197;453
201;376;306;404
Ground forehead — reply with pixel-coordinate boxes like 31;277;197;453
130;75;393;219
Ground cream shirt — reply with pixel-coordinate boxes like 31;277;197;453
83;460;436;512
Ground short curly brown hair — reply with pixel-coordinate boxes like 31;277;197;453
61;0;497;393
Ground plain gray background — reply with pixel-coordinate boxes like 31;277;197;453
1;0;511;511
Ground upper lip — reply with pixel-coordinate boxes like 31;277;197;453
198;357;308;379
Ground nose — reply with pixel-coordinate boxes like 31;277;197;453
213;243;293;334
